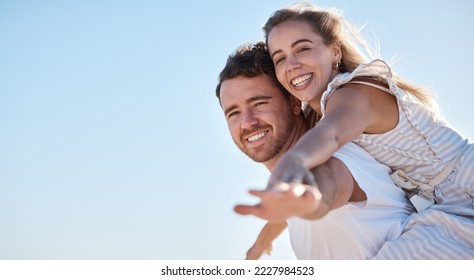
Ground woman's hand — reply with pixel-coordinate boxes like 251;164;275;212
267;151;317;188
234;183;322;221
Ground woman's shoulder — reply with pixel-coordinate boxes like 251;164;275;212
321;60;394;115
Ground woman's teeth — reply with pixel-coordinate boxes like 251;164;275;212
292;74;312;87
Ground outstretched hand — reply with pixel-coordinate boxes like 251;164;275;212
234;183;322;222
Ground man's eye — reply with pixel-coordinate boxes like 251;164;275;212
227;111;239;118
255;102;267;107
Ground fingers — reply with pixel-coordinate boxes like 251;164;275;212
234;189;282;217
269;182;312;198
234;204;262;216
235;183;322;220
246;184;320;202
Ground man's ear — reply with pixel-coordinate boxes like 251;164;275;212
290;96;302;115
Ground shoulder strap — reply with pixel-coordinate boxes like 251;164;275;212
346;77;391;93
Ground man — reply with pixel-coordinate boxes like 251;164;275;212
215;42;413;259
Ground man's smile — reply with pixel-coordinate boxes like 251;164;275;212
245;130;269;143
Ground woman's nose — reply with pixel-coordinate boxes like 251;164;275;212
287;55;301;72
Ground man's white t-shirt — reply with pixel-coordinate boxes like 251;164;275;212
287;142;413;259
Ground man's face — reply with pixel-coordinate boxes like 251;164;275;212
220;74;300;163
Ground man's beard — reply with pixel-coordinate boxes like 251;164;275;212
236;114;294;163
238;131;285;163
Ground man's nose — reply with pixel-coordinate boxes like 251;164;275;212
241;110;258;130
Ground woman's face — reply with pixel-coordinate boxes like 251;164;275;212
267;19;340;110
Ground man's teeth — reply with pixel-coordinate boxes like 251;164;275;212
247;131;267;142
292;74;312;87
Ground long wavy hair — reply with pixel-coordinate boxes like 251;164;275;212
262;2;442;121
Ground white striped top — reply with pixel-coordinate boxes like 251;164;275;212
319;59;473;208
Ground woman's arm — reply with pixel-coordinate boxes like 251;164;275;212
268;84;398;187
235;157;366;221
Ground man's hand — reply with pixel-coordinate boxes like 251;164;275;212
244;221;287;260
234;183;322;222
245;242;273;260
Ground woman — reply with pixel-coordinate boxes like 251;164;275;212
256;2;474;259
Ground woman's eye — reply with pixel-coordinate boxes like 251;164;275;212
297;47;309;53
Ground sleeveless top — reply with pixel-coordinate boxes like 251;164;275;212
318;59;473;210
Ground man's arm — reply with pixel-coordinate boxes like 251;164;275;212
245;221;287;260
300;156;366;219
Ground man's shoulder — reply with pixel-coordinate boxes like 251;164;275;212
333;142;390;173
334;142;372;160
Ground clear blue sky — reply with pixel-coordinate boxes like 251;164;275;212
1;0;473;260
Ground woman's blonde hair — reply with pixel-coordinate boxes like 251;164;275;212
262;2;441;121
